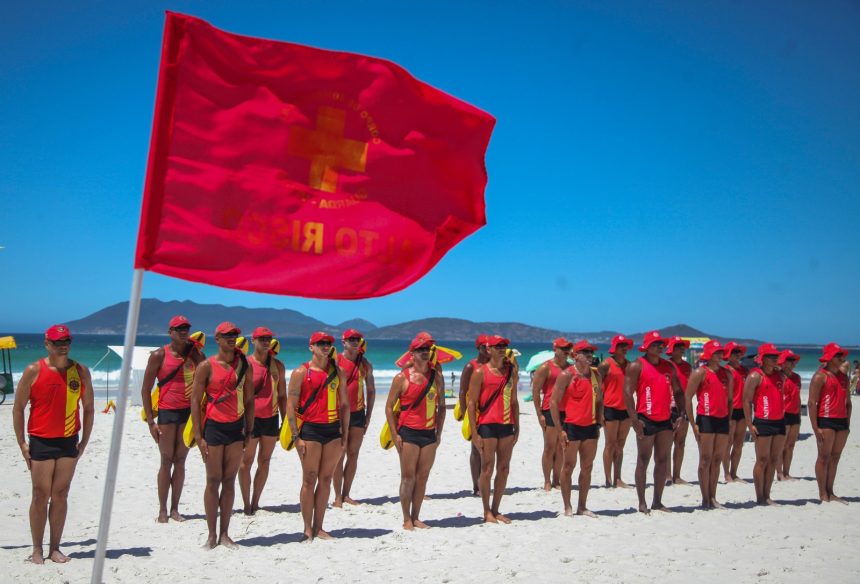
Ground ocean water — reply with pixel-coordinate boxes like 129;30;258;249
0;333;835;403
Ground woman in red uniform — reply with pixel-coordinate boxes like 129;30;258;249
333;328;376;507
190;322;255;549
140;315;205;523
808;343;852;503
684;340;733;509
777;350;802;481
286;332;349;541
386;334;445;529
13;325;94;564
551;340;603;517
666;337;692;485
742;343;785;506
238;327;286;515
599;335;634;489
530;337;572;491
623;331;684;513
468;335;519;523
458;335;489;495
722;341;749;483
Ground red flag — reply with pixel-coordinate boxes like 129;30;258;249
135;13;494;299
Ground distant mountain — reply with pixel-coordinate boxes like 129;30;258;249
65;299;763;346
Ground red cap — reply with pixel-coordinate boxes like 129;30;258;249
819;342;848;363
475;334;488;348
701;340;724;362
553;337;573;349
485;335;511;347
722;341;747;360
572;340;597;353
309;331;334;344
778;349;800;365
639;331;667;352
609;335;633;353
215;322;241;335
45;324;72;341
169;315;191;329
252;326;274;339
409;334;435;351
665;336;691;354
754;343;781;364
342;328;363;340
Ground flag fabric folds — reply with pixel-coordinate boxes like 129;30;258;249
135;12;495;299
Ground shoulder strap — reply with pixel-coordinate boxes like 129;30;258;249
346;354;364;385
480;365;513;412
297;365;338;415
210;352;249;405
158;342;195;387
403;368;437;411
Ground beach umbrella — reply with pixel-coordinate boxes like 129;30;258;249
525;350;555;372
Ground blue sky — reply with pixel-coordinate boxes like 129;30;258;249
1;1;858;344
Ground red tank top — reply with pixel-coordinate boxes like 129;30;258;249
299;363;340;424
728;365;748;409
818;369;848;419
563;369;598;426
477;364;515;425
602;358;626;410
696;367;730;418
636;357;674;422
540;360;567;411
782;371;801;415
204;355;245;423
157;345;195;410
752;368;784;420
27;359;86;438
250;356;278;419
338;353;366;412
670;359;691;409
397;368;438;430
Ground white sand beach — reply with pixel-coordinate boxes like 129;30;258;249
2;399;859;583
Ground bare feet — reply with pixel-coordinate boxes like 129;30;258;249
343;496;361;505
638;503;651;514
576;509;597;518
732;476;748;484
615;480;632;489
543;482;553;492
765;498;780;507
494;513;512;524
315;529;334;540
652;504;673;513
300;533;313;543
829;495;848;505
243;505;255;515
203;536;218;550
48;549;70;563
673;478;690;486
413;519;430;529
332;499;343;509
483;511;498;524
170;510;185;522
219;534;239;549
563;506;573;517
403;520;415;531
157;511;169;523
710;499;725;510
28;549;44;565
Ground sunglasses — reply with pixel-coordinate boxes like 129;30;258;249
255;336;273;343
557;346;572;352
414;347;432;354
50;339;72;346
579;350;594;356
345;337;363;343
221;332;239;339
314;341;333;348
171;325;191;332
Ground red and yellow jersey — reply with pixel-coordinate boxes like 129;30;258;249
299;363;340;424
28;359;86;438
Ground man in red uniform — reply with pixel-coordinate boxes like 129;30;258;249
458;334;489;495
531;337;572;491
808;343;852;503
333;328;376;507
598;335;634;489
624;331;684;513
13;325;94;564
666;337;691;485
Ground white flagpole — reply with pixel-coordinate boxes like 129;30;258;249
91;268;144;584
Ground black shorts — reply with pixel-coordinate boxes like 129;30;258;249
731;408;746;421
564;422;600;442
300;421;342;445
477;423;516;440
671;407;687;425
253;415;279;438
818;417;849;432
784;412;801;426
158;407;191;426
542;410;556;428
29;435;79;461
696;415;729;434
638;413;673;437
753;418;786;437
398;426;437;448
349;409;367;428
204;419;245;446
604;407;629;422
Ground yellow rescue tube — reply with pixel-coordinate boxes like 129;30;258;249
453;400;464;421
379;400;401;450
461;413;472;441
280;418;303;451
182;415;196;448
140;386;160;422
